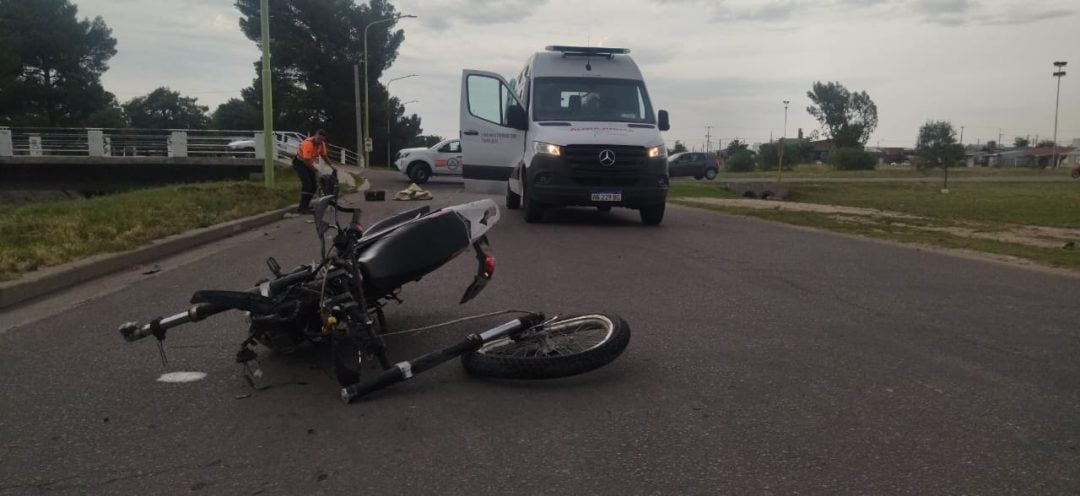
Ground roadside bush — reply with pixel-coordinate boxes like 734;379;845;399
725;150;756;172
828;147;876;170
757;142;802;171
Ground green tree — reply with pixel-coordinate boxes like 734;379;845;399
725;149;756;172
915;120;964;189
828;147;877;170
235;0;414;165
725;139;749;156
84;95;126;128
806;81;878;148
757;141;803;171
409;134;444;148
386;96;422;158
1013;136;1030;148
211;98;259;129
1037;140;1056;148
669;140;688;154
0;0;118;126
123;87;210;129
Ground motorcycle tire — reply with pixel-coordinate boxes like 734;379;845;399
460;313;630;380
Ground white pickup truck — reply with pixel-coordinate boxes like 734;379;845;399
394;138;463;184
226;131;307;156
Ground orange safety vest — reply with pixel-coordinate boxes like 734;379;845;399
296;138;327;163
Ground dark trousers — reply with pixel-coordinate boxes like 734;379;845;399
292;157;316;210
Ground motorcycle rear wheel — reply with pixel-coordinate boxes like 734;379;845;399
461;313;630;379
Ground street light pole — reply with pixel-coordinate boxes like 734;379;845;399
385;74;418;169
258;0;274;186
778;100;789;183
353;64;361;167
389;99;419;171
364;13;416;169
1052;61;1067;169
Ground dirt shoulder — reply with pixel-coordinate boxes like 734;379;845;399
674;197;1080;273
677;197;1080;250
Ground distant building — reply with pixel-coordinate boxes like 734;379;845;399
808;139;832;162
1026;145;1075;168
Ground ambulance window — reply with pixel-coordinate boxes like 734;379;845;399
467;74;520;127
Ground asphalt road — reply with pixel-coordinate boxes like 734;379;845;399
2;170;1079;495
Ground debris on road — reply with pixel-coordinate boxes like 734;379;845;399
156;371;207;383
393;183;433;201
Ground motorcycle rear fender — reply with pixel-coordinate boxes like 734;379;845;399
443;198;499;243
460;236;495;304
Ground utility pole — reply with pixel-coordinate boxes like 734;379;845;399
258;0;274;186
704;126;714;153
384;74;418;169
363;14;417;169
1052;61;1068;168
778;100;789;183
354;64;362;167
998;128;1003;147
389;99;418;171
959;126;964;146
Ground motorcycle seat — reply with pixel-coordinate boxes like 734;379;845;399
356;211;471;296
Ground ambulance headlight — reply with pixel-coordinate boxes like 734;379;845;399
533;141;561;157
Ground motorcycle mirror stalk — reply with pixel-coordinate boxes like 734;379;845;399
266;257;282;277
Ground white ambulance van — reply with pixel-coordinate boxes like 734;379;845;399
459;45;671;225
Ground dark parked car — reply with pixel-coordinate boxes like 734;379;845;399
667;152;720;180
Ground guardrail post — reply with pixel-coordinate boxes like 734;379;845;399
253;132;265;159
168;131;188;158
29;135;42;156
0;128;12;157
88;129;105;157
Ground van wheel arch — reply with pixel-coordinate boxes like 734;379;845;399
407;161;432;184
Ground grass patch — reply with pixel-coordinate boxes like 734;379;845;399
672;200;1080;270
0;173;301;281
668;182;739;198
787;182;1080;228
713;164;1073;180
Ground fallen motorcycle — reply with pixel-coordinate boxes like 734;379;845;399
117;194;630;403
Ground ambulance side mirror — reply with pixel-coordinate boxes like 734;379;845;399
506;105;528;131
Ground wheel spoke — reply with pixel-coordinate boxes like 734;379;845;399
477;315;614;358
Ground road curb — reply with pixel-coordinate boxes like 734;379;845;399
0;206;295;310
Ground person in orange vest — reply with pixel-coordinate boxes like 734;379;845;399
292;129;336;213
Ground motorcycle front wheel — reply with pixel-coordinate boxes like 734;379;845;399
460;313;630;379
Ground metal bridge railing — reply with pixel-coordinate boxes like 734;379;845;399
0;127;363;167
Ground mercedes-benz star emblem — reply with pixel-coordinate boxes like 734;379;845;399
598;149;616;166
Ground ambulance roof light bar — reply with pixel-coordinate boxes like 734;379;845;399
545;45;631;58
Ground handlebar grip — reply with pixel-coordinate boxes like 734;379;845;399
340;363;408;403
118;321;152;342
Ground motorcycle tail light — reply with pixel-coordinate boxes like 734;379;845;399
483;255;496;278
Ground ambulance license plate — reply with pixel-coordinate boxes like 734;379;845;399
591;191;622;202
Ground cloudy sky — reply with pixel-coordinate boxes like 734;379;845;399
76;0;1078;150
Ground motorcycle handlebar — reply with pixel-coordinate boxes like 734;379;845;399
118;264;317;342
